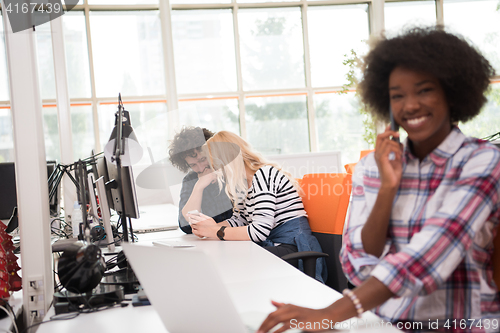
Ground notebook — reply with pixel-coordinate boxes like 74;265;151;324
121;243;268;333
131;205;179;234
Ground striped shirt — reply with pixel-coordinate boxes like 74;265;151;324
341;127;500;331
227;165;307;243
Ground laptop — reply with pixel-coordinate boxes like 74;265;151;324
121;243;267;333
131;205;179;234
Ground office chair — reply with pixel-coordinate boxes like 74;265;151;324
282;173;352;291
345;149;374;176
359;149;374;160
344;163;356;175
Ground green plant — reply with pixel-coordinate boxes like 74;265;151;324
341;49;378;146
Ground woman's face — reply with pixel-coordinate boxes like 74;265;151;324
389;66;452;157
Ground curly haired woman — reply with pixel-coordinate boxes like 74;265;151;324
258;27;499;333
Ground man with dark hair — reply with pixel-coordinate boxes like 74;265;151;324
168;126;232;233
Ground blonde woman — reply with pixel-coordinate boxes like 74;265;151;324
188;131;326;283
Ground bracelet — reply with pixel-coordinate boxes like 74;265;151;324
343;289;363;318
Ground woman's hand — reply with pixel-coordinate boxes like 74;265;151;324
195;169;218;190
374;125;404;191
188;212;218;238
257;301;330;333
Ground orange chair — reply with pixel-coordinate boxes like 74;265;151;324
359;149;374;160
283;173;352;291
345;149;374;174
345;163;356;175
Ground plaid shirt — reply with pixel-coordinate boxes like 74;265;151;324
341;127;500;332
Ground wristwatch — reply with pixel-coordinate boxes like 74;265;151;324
217;226;227;241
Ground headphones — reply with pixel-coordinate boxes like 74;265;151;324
90;225;119;243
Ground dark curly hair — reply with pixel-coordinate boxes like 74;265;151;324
168;127;214;173
358;27;495;123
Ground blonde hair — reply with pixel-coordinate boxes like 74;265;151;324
203;131;300;210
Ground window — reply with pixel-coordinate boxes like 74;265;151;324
35;21;56;100
42;106;61;162
238;7;305;91
177;98;240;134
87;0;157;4
385;1;436;37
315;92;369;164
89;11;165;98
245;95;309;155
98;101;169;165
63;11;92;99
444;0;500;73
459;83;500;139
0;108;13;163
444;0;500;138
172;10;237;94
0;14;9;101
71;104;96;160
0;14;13;162
1;0;499;170
308;4;369;87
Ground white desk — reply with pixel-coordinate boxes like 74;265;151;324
38;229;401;333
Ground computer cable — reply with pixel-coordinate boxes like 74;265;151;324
0;303;19;333
98;235;124;248
105;255;118;265
51;227;70;239
53;270;64;293
20;311;79;333
51;218;72;232
52;287;128;317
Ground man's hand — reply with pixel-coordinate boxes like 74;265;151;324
195;168;218;190
188;212;218;238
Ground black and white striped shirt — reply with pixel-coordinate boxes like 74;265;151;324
227;165;307;243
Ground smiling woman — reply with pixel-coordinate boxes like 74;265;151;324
257;27;500;333
388;67;451;160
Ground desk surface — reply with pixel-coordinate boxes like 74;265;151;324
38;214;400;333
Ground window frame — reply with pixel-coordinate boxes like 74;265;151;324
3;0;500;164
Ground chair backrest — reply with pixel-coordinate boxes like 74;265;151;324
266;151;343;179
300;173;352;235
359;149;374;160
300;173;352;291
344;149;374;180
344;163;356;175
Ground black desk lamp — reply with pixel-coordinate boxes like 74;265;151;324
103;107;143;167
103;94;143;242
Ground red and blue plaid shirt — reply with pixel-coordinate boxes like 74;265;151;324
341;127;500;332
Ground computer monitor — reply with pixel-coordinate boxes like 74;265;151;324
96;156;115;212
47;160;60;216
0;163;17;221
106;158;139;219
0;161;60;221
94;155;139;220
